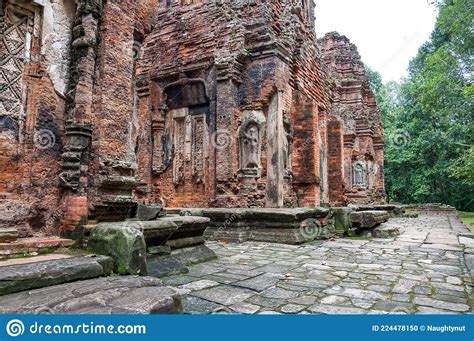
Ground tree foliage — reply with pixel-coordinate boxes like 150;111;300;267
368;0;474;210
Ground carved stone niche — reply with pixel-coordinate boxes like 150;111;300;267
238;110;266;178
59;123;92;190
352;160;366;188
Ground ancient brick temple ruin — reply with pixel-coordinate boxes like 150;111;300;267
0;0;385;240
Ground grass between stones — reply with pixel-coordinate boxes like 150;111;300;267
459;211;474;232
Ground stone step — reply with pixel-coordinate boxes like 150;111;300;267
0;237;75;260
0;255;114;296
0;276;182;314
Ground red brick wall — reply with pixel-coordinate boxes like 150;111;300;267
327;119;346;206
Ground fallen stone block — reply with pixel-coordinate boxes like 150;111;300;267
89;222;147;276
352;204;405;218
89;216;214;277
0;255;113;296
0;276;182;314
372;224;401;238
136;203;165;221
131;216;210;249
351;210;389;229
159;216;210;249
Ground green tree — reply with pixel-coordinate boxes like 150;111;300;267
368;0;474;210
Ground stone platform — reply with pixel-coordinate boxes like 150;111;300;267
160;214;473;314
177;208;334;245
0;276;182;314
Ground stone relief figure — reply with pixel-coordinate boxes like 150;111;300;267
242;124;260;169
353;161;366;187
238;110;266;178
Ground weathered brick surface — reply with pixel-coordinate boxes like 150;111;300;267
0;1;386;237
136;1;331;209
320;32;386;205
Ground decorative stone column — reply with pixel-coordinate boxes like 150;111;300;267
60;0;102;237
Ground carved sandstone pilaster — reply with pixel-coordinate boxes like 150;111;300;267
60;0;102;191
59;123;92;190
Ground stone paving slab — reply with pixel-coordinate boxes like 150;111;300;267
0;255;113;296
162;215;474;314
0;276;182;314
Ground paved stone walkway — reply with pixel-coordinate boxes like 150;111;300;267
162;215;474;314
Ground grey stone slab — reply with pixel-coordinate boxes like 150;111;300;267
417;307;459;314
308;305;366;315
432;294;468;305
423;264;462;276
339;288;386;301
136;204;164;221
171;245;218;266
0;256;113;296
373;224;400;238
161;275;198;286
182;208;330;222
0;276;181;314
246;295;285;309
288;295;317;306
205;226;325;245
147;245;217;278
179;280;220;291
280;304;306;314
372;301;415;314
147;255;189;278
234;274;281;292
260;287;299;299
229;302;260;314
191;285;255;306
413;297;470;312
181;296;225;314
320;295;351;305
161;216;210;246
351;211;389;229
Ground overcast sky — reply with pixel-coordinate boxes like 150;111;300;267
315;0;438;82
